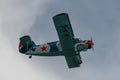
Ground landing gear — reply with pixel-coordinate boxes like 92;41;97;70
78;60;82;64
29;55;32;59
76;52;82;64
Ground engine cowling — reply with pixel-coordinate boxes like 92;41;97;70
75;43;88;51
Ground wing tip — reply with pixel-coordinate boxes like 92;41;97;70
55;13;68;17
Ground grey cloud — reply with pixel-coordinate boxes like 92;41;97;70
1;0;120;80
29;0;120;80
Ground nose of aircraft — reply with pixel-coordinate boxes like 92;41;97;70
86;40;94;49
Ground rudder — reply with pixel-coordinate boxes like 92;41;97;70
19;35;35;53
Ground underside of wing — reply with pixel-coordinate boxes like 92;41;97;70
53;13;80;68
63;49;80;68
65;55;80;68
53;13;74;50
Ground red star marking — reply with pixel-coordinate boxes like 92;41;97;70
41;45;47;52
63;29;68;32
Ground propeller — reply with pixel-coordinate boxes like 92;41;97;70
90;37;94;52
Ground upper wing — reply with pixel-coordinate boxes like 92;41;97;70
53;13;81;68
53;13;74;50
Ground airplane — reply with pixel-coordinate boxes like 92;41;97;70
18;13;94;68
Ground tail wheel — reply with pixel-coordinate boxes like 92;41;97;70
29;55;32;59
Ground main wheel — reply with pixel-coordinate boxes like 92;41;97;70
78;60;82;64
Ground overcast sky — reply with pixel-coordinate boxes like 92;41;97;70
0;0;120;80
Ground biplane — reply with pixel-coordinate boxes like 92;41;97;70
19;13;94;68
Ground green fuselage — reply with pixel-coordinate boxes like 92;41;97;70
19;38;90;57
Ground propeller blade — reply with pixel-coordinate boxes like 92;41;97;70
90;37;94;52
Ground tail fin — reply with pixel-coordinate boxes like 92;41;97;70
19;35;35;53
